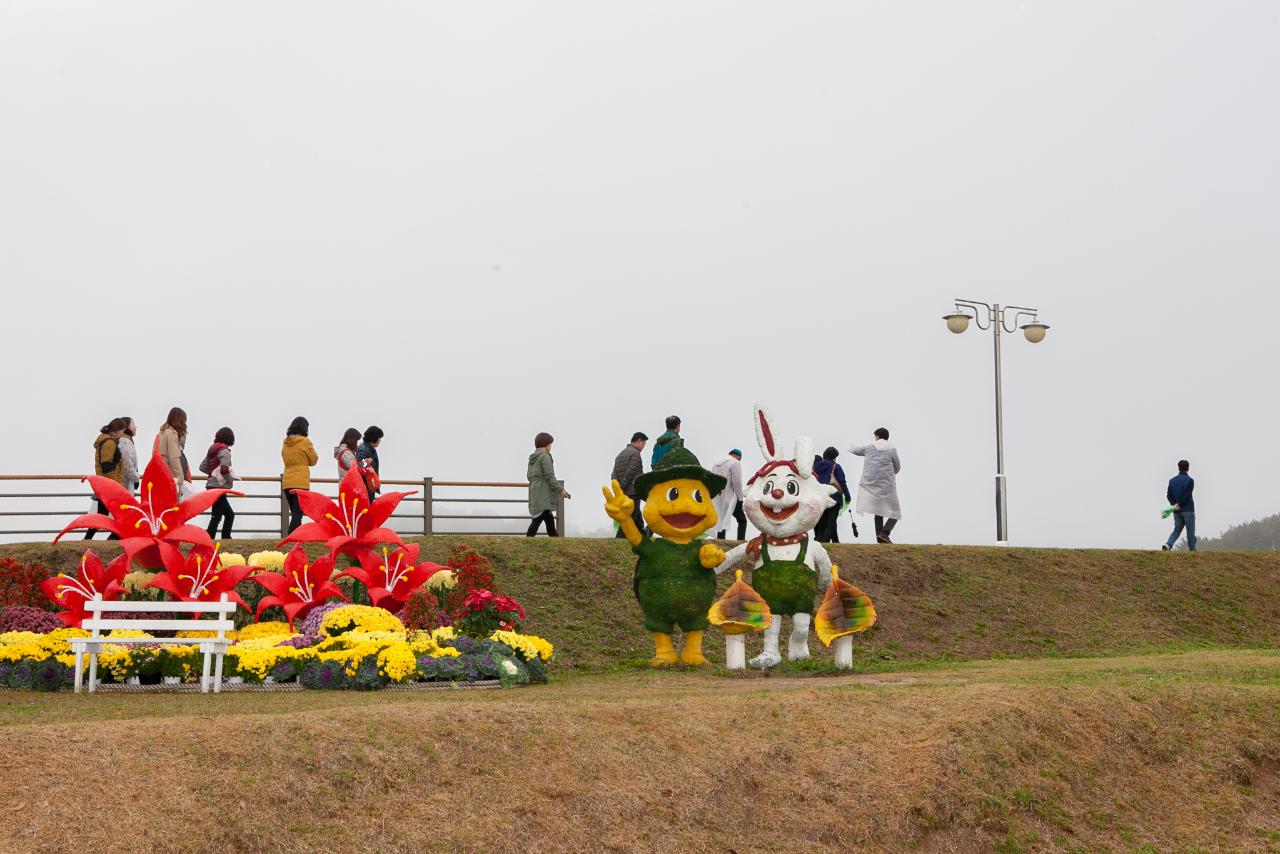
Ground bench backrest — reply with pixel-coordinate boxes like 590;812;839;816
82;594;236;636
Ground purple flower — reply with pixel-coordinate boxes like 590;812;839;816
0;606;63;634
275;633;322;649
297;602;347;637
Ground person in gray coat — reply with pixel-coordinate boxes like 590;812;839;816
611;432;648;538
527;432;570;537
850;427;902;544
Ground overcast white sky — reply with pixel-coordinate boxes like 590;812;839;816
1;2;1276;546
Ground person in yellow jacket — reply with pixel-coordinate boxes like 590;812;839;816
281;416;319;533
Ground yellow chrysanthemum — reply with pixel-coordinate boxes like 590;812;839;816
377;643;418;683
237;621;293;641
218;553;247;568
425;570;457;591
320;605;404;636
247;551;287;573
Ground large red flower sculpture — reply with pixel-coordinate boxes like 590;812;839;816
251;546;348;628
340;543;447;612
280;464;415;563
40;550;129;628
147;543;251;608
54;453;240;568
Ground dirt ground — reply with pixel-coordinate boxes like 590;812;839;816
1;649;1277;853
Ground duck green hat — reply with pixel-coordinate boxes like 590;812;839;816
633;447;727;499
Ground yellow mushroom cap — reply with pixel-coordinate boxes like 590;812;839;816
815;565;877;646
708;569;772;635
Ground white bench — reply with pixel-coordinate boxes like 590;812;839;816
69;594;236;694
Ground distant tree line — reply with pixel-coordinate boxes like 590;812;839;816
1190;513;1280;551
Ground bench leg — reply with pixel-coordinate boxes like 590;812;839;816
88;653;98;694
74;650;84;693
201;650;211;693
213;651;224;694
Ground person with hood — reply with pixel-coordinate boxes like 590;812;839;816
527;432;569;536
281;416;318;534
85;418;127;540
611;432;648;538
813;446;853;543
157;407;188;491
651;415;683;467
335;427;361;477
201;427;237;539
119;416;140;495
356;425;384;497
711;449;746;540
850;428;902;544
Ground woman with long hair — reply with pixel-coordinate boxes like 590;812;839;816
85;417;127;540
335;427;361;477
281;416;318;534
202;427;237;539
157;407;188;491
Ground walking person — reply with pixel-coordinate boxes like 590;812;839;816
85;418;127;540
812;447;852;543
1163;460;1197;552
527;432;569;536
611;432;648;538
335;427;360;477
850;428;902;544
356;426;384;496
711;449;747;540
281;417;318;534
157;407;188;493
651;415;683;467
119;416;140;495
201;427;237;539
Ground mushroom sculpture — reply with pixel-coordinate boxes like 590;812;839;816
708;570;772;670
815;565;877;670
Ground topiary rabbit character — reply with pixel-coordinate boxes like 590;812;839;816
718;404;838;669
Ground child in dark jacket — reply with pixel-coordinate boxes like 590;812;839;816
202;427;236;539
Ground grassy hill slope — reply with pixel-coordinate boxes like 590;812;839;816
5;538;1280;671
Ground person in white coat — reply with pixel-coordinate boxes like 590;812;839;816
850;427;902;544
119;416;140;495
711;450;745;540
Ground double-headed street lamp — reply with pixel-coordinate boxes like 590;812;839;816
943;300;1050;545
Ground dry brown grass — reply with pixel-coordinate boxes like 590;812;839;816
1;650;1278;853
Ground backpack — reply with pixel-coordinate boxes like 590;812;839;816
96;436;121;475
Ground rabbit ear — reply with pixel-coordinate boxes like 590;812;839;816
754;403;778;462
795;437;814;478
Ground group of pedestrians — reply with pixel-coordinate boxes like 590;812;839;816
594;415;905;544
86;412;386;539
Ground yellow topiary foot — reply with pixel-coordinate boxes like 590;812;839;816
678;630;708;666
649;632;678;667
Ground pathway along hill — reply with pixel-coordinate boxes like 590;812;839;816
2;538;1278;851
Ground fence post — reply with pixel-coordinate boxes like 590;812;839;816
556;489;566;538
422;477;433;536
279;489;288;540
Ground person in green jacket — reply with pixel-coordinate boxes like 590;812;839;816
527;432;570;536
650;415;684;467
603;446;727;666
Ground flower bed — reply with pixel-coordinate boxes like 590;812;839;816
0;607;552;691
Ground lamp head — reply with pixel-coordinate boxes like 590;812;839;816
1021;322;1049;344
943;312;971;334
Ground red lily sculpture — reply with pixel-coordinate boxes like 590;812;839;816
251;546;348;629
147;542;251;608
280;463;414;564
54;453;240;568
40;550;129;628
340;543;447;612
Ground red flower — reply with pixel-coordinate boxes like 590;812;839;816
280;464;414;563
147;543;251;608
39;550;129;628
54;454;240;568
340;544;448;611
251;546;347;629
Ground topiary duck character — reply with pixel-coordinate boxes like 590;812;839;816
603;446;727;667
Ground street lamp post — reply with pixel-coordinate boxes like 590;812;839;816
943;300;1050;545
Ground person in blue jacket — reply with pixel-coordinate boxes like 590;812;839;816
1163;460;1197;552
813;447;853;543
651;415;683;467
